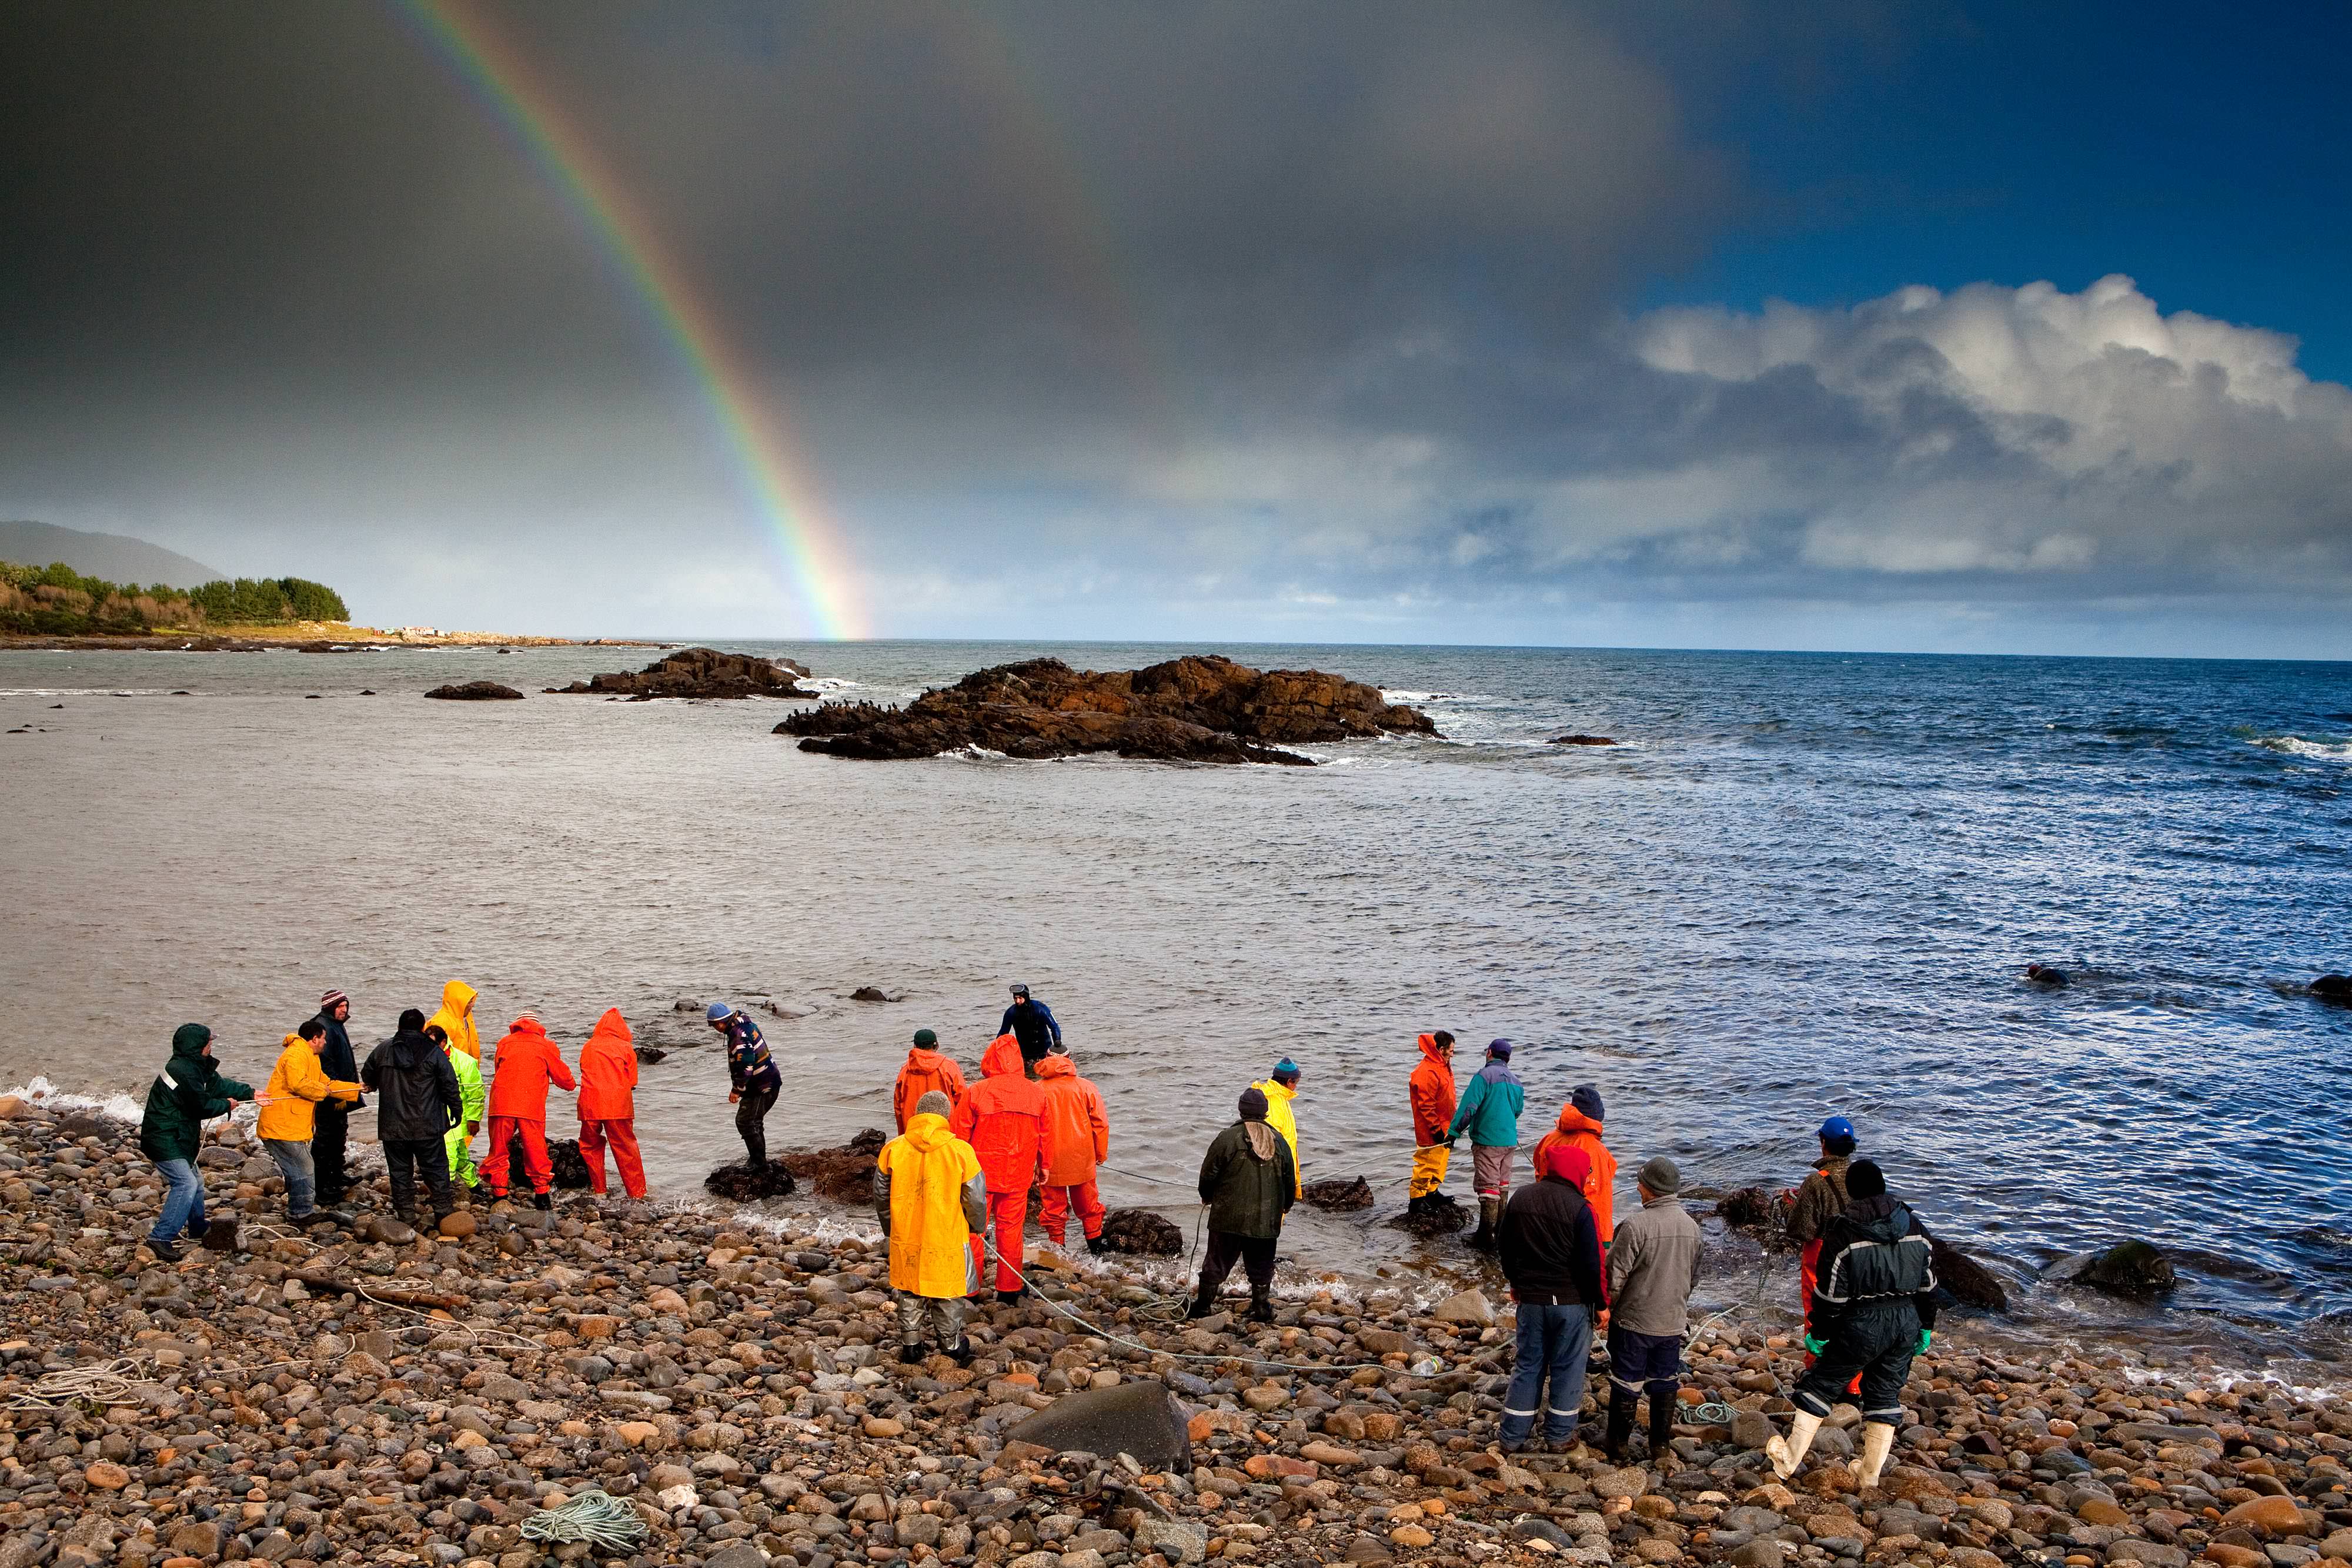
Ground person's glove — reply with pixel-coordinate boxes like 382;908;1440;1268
1916;1329;1933;1355
1803;1334;1827;1357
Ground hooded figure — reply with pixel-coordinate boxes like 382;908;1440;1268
950;1034;1048;1300
138;1024;252;1258
1188;1086;1299;1324
434;1022;486;1190
874;1089;987;1363
1767;1161;1939;1491
1406;1031;1458;1214
362;1009;464;1223
1533;1084;1619;1244
576;1008;646;1200
482;1015;574;1208
1035;1051;1111;1252
1448;1040;1526;1251
893;1029;969;1133
256;1022;362;1222
1494;1140;1606;1452
426;980;482;1061
1246;1059;1304;1196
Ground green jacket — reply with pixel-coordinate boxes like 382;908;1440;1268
1198;1119;1297;1239
139;1025;252;1164
447;1044;485;1126
1446;1060;1524;1148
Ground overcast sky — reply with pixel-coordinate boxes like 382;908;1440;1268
4;1;2349;655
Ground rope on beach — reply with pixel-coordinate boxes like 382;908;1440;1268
520;1489;648;1550
2;1359;153;1410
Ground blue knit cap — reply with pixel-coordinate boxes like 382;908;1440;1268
707;1002;735;1023
1272;1058;1299;1081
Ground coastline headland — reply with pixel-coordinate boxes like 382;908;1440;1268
0;623;660;653
2;1092;2345;1568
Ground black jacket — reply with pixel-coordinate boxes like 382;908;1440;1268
1808;1195;1939;1339
312;1008;363;1111
1198;1120;1297;1239
362;1029;464;1142
1000;998;1062;1063
1497;1174;1606;1306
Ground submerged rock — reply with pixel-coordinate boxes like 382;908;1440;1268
1548;733;1618;745
544;646;816;700
777;1129;889;1201
1302;1176;1375;1211
2313;973;2351;1003
1929;1232;2010;1311
423;681;523;700
702;1159;798;1201
2072;1238;2177;1295
1390;1192;1470;1235
776;654;1437;765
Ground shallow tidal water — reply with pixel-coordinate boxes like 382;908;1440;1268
3;639;2348;1366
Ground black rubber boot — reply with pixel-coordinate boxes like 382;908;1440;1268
1086;1236;1110;1256
1185;1285;1217;1319
898;1340;926;1365
1650;1389;1678;1467
1469;1197;1500;1252
1247;1286;1275;1324
1603;1390;1636;1462
946;1340;975;1366
995;1289;1025;1307
531;1192;552;1212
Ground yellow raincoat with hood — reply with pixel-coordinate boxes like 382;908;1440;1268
874;1111;987;1299
256;1034;360;1142
427;981;482;1062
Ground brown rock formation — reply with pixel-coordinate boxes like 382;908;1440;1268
546;646;816;700
776;654;1437;765
422;681;523;700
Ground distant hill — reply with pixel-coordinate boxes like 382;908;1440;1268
0;520;223;589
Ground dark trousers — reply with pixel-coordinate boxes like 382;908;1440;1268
385;1138;455;1219
1198;1231;1277;1295
736;1082;780;1167
1794;1305;1918;1426
312;1103;350;1202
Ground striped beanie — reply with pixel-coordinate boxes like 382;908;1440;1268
319;989;349;1010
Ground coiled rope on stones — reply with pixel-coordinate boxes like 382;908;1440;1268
519;1489;649;1550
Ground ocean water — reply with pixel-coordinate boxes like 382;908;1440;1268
3;640;2348;1362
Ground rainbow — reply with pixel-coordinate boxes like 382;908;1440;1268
394;0;870;640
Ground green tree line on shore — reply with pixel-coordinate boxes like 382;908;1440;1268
0;558;350;635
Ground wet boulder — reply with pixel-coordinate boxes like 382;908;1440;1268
1718;1186;1792;1249
777;1129;889;1201
1100;1208;1185;1256
1928;1233;2010;1311
1548;733;1618;745
2025;963;2071;987
1000;1378;1192;1471
703;1161;798;1201
2313;974;2351;1004
2070;1239;2177;1296
423;681;523;700
544;646;815;700
1389;1192;1469;1236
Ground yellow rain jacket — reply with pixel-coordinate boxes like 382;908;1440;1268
1248;1078;1302;1195
874;1112;987;1299
256;1034;360;1142
427;981;482;1061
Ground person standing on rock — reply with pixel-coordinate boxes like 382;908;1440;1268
950;1033;1048;1303
308;988;362;1208
1189;1085;1298;1324
1000;984;1063;1075
1448;1039;1525;1251
1785;1114;1857;1348
894;1028;968;1133
1533;1084;1618;1247
256;1018;363;1226
576;1008;647;1202
1494;1141;1606;1454
361;1007;464;1226
429;1022;485;1192
1406;1032;1458;1219
710;1002;783;1178
1602;1156;1703;1468
1247;1058;1304;1196
483;1013;574;1211
876;1089;987;1364
1766;1159;1938;1490
1035;1045;1111;1254
138;1023;253;1262
426;979;482;1061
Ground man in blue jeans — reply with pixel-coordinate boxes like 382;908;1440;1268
138;1024;253;1262
1495;1140;1606;1453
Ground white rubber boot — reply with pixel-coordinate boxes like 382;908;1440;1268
1766;1409;1822;1480
1849;1420;1896;1489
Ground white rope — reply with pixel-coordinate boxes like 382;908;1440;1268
520;1489;648;1549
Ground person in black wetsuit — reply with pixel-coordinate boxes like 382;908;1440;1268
1000;984;1063;1075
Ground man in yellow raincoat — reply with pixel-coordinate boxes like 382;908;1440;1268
426;981;482;1061
873;1089;986;1365
256;1018;362;1224
1247;1058;1304;1196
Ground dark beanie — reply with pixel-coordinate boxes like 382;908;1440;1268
1845;1159;1886;1199
1572;1082;1605;1122
398;1007;426;1031
1238;1086;1269;1122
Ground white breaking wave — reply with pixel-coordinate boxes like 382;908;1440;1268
3;1076;145;1122
2251;734;2352;762
798;677;860;692
0;687;181;697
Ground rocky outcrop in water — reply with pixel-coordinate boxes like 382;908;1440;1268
2313;973;2351;1004
1302;1176;1375;1211
1549;733;1618;745
776;654;1438;765
778;1128;890;1202
702;1158;799;1200
545;646;816;701
1100;1206;1185;1256
2070;1239;2177;1296
423;680;523;700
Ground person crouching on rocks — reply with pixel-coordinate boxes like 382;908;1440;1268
1603;1156;1702;1468
1448;1038;1525;1251
950;1032;1047;1305
1406;1031;1458;1219
138;1024;253;1262
1495;1142;1605;1455
256;1018;363;1227
1189;1086;1298;1324
1767;1158;1939;1490
483;1012;574;1211
876;1089;986;1365
362;1007;465;1227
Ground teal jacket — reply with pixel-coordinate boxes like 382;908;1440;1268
139;1025;252;1163
1446;1060;1524;1148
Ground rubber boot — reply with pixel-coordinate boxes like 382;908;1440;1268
946;1340;975;1367
1469;1197;1500;1252
1185;1285;1217;1319
995;1288;1025;1307
1602;1390;1636;1462
898;1340;926;1365
1086;1236;1110;1256
1850;1420;1896;1490
1246;1285;1275;1324
531;1192;552;1212
1649;1389;1678;1469
1766;1410;1822;1480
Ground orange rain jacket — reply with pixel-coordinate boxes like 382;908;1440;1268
1035;1054;1109;1186
486;1017;575;1122
1534;1105;1619;1243
950;1034;1047;1193
893;1044;970;1133
576;1009;637;1122
1408;1033;1458;1147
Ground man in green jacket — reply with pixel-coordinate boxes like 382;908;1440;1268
1188;1086;1299;1325
138;1024;253;1262
1447;1038;1526;1252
